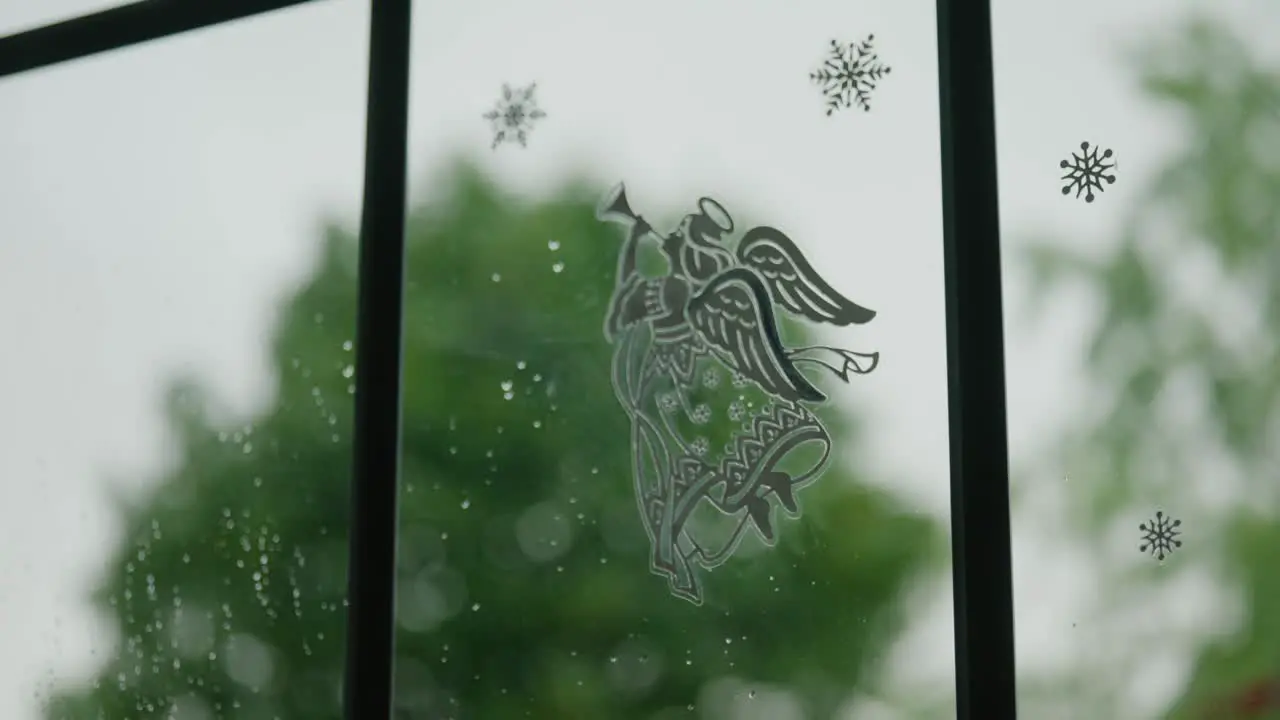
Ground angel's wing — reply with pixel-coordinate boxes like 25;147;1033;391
736;226;876;326
687;268;825;403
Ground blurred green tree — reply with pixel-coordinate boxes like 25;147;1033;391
1017;15;1280;720
42;159;942;720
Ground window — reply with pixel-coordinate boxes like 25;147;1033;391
396;2;955;717
992;1;1280;718
0;1;1023;718
0;3;367;719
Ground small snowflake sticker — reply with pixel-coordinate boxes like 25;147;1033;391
1139;511;1182;561
810;35;892;116
1060;141;1116;202
482;82;547;150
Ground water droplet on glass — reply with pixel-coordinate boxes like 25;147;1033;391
471;603;480;611
461;499;471;510
342;365;354;378
517;360;527;370
548;240;560;251
342;340;353;351
552;262;565;273
491;273;501;282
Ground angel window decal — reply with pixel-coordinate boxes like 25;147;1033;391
597;183;881;605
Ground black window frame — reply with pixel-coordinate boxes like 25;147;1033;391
0;1;1015;717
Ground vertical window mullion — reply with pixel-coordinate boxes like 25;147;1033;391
343;0;412;718
935;0;1018;717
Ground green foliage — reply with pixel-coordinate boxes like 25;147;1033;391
43;158;940;719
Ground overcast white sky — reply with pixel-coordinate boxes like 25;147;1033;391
0;0;1276;718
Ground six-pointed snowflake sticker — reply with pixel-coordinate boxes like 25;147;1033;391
810;35;892;116
1060;141;1117;202
1139;511;1182;561
482;82;547;150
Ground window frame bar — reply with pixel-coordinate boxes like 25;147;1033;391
935;0;1019;717
343;0;412;718
0;0;319;77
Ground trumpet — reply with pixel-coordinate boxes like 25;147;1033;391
597;183;735;248
596;182;655;242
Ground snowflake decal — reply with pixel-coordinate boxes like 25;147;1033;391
1060;141;1116;202
482;82;547;150
1139;511;1182;561
810;35;892;116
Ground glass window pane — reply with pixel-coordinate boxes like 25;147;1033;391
401;2;956;717
995;2;1280;717
0;3;367;719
